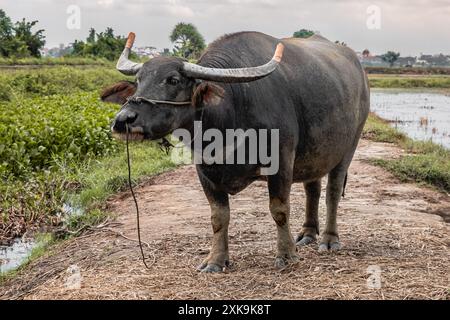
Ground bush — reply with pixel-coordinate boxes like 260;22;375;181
0;92;120;178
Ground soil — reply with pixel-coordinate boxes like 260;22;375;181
1;139;449;300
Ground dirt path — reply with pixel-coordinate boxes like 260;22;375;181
1;139;449;300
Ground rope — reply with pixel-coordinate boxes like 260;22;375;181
123;98;207;269
125;123;150;269
130;96;192;106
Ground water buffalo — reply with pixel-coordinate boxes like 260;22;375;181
102;31;370;272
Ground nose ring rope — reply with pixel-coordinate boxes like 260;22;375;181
127;96;192;106
125;123;150;269
124;104;204;269
121;97;206;150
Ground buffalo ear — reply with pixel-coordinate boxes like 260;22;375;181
192;82;225;108
100;80;137;105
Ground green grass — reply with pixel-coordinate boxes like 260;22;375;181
0;66;127;102
368;75;450;89
363;113;450;192
71;141;176;209
61;140;176;234
0;56;113;66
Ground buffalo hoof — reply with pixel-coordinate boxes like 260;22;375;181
296;235;316;246
274;254;299;270
197;263;224;273
318;233;341;253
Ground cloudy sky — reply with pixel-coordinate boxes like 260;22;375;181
1;0;449;56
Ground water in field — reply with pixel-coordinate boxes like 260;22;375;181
0;238;36;274
370;90;450;148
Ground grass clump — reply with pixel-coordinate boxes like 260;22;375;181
363;113;450;192
368;75;450;89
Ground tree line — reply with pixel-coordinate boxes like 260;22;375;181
0;9;403;66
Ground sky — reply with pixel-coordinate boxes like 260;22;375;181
1;0;449;56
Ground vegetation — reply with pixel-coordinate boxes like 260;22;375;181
381;51;400;67
368;75;450;89
0;68;176;244
363;113;450;192
0;56;112;66
0;9;45;58
170;22;206;59
293;29;315;38
70;28;131;61
365;66;450;75
0;66;124;101
0;92;118;177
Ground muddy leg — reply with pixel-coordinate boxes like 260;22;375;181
319;166;345;252
296;179;321;246
197;178;230;273
319;141;359;252
268;170;298;269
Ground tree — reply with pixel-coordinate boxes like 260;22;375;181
170;22;206;59
87;28;96;43
381;51;400;67
0;9;44;58
70;28;128;61
0;9;15;56
13;18;46;57
293;29;314;38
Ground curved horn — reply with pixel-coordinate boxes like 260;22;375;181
182;43;284;83
116;32;143;75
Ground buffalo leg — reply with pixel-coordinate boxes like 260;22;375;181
319;141;358;252
197;176;230;273
268;166;298;269
296;179;321;246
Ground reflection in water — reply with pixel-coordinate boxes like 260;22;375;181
0;238;36;273
371;91;450;149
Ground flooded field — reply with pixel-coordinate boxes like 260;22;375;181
371;90;450;148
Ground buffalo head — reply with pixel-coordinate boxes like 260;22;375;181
102;32;284;141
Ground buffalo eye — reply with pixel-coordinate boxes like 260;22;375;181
167;76;180;86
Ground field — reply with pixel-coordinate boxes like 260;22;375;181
0;64;449;299
0;57;112;66
367;74;450;89
0;66;175;245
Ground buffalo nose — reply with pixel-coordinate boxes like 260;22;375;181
112;110;138;132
